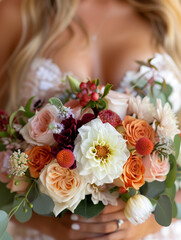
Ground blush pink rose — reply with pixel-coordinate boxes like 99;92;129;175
6;176;30;194
20;104;59;146
104;90;129;119
65;99;93;119
143;152;170;182
0;150;12;183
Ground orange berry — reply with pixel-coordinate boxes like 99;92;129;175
56;149;75;168
136;137;154;156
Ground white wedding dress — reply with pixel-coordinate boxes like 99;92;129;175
7;53;181;240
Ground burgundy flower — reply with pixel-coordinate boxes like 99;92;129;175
52;113;95;157
0;110;9;132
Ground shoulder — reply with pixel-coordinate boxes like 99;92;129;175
0;0;22;65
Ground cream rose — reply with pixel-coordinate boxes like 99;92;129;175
20;104;59;146
39;160;88;216
143;152;170;182
104;90;129;119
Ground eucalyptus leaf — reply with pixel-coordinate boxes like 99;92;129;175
140;181;166;199
154;195;172;226
32;193;54;215
0;183;15;208
166;155;177;188
49;97;63;109
14;201;32;223
74;195;105;219
174;134;181;160
164;185;176;200
172;201;177;218
0;211;9;236
0;231;13;240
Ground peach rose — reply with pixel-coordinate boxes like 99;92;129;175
105;90;129;119
122;116;155;146
26;145;54;178
0;150;12;183
143;152;170;182
121;153;145;190
20;104;59;146
39;160;87;216
7;176;30;194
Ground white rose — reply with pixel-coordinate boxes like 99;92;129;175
39;160;87;216
124;194;154;225
74;118;130;185
104;90;129;119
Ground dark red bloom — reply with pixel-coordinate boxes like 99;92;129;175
52;113;95;158
0;110;9;132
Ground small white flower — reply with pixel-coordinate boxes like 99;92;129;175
9;149;29;176
87;184;118;206
58;106;74;120
124;194;154;225
153;99;180;139
74;118;130;185
49;122;64;134
128;96;155;123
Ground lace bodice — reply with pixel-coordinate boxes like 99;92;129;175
19;53;181;113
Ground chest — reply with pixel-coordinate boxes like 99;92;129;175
49;1;157;88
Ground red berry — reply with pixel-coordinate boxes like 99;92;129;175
57;149;75;168
77;92;82;99
87;80;92;88
98;110;122;127
119;187;127;194
91;92;99;101
136;137;154;156
90;83;97;91
80;82;87;90
82;94;91;103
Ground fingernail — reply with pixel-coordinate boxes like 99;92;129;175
71;223;80;231
71;214;79;221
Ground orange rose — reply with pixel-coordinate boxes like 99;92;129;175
26;146;54;178
122;153;145;190
122;116;155;146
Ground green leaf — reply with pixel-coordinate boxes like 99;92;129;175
154;195;172;226
0;183;15;208
109;186;119;194
0;231;13;240
172;201;177;218
128;188;136;197
102;84;113;98
32;192;54;215
68;75;80;93
9;106;25;128
0;132;9;138
93;79;99;86
140;181;166;199
0;211;9;237
166;155;177;188
74;195;105;219
96;99;106;111
164;185;176;200
24;96;35;118
49;97;63;109
13;199;32;223
174;134;181;160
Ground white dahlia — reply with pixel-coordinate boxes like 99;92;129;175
128;96;155;123
153;99;180;139
74;118;130;185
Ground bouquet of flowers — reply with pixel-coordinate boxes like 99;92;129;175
0;58;181;240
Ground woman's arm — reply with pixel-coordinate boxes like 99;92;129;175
0;0;22;109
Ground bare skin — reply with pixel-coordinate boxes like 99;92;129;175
1;0;180;240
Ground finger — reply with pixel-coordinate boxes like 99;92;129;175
72;209;126;224
101;199;125;214
85;230;126;240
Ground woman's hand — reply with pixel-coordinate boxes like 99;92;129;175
69;199;161;240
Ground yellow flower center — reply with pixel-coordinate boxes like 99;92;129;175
95;145;109;159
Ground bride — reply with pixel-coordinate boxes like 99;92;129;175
1;0;181;239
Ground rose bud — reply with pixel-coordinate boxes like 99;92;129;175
124;194;154;225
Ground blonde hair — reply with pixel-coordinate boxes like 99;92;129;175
6;0;181;110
